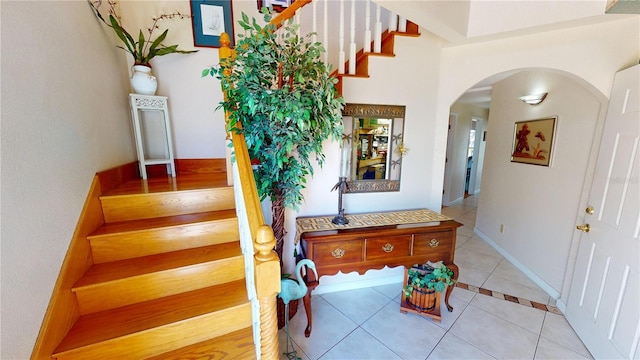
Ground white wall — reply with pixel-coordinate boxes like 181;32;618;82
436;16;639;298
2;5;636;357
118;0;265;159
1;2;135;358
476;70;604;294
286;16;639;291
279;29;444;278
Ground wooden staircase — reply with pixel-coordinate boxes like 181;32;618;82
334;21;420;95
50;171;257;360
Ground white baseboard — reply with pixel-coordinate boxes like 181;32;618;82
556;299;567;313
312;266;405;295
473;227;561;301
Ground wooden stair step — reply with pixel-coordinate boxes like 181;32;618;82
89;209;239;263
103;172;229;196
53;280;252;360
73;242;245;314
146;327;256;360
100;186;235;223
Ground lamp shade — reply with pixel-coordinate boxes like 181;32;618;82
519;93;548;105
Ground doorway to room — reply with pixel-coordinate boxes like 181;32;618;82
464;119;476;197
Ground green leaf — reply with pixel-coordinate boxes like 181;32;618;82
109;15;135;56
137;30;145;61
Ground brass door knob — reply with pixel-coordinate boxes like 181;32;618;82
586;206;595;215
576;224;591;233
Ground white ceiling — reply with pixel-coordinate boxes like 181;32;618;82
394;0;640;109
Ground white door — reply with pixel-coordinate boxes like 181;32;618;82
565;65;640;359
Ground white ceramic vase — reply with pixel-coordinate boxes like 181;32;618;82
130;65;158;95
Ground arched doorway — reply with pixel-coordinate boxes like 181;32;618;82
443;67;608;306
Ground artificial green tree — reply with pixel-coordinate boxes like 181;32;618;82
205;11;344;262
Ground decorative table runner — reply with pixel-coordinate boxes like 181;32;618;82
295;208;451;244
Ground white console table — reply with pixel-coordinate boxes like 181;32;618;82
128;94;176;179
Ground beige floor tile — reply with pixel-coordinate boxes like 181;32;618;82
441;207;467;218
541;313;592;359
450;306;539;359
482;274;550;304
470;293;545;334
427;333;496;359
534;337;593;360
492;259;544;290
295;195;596;360
372;282;404;300
457;225;476;238
362;302;446;359
460;236;501;258
285;297;357;360
318;328;401;360
455;233;473;248
433;294;471;331
321;287;393;325
279;328;310;360
457;263;491;288
451;287;477;303
459;214;477;227
455;247;502;273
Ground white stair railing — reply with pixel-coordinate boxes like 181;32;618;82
363;0;372;53
294;0;411;75
374;3;382;53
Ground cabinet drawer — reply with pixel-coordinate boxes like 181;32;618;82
366;235;411;260
313;240;363;265
412;231;454;259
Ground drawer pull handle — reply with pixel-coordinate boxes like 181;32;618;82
332;248;346;258
429;239;440;247
382;243;394;252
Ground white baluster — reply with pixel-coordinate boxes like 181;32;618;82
338;0;345;74
399;16;407;32
312;0;317;44
349;0;356;74
374;4;381;53
389;11;397;32
324;0;328;65
363;0;371;53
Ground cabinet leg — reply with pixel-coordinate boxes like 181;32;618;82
444;263;459;312
303;291;312;337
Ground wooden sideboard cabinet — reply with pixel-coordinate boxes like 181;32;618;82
299;219;462;337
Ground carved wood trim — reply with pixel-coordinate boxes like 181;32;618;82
342;103;405;118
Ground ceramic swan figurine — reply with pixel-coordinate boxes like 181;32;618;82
278;259;318;306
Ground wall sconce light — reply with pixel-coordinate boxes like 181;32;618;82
519;93;548;105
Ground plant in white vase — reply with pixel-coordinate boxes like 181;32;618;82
88;0;197;94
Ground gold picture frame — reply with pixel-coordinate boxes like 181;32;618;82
511;117;557;166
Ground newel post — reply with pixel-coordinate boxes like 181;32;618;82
254;225;281;359
218;32;235;186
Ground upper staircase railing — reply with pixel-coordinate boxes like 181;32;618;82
217;1;416;357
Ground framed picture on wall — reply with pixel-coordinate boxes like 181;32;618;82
191;0;235;48
511;117;557;166
256;0;296;13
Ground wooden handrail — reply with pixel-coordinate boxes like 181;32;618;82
269;0;312;28
217;2;312;357
218;32;280;358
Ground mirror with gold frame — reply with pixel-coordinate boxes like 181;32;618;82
341;103;406;193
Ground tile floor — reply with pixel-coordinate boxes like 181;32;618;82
278;196;594;360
